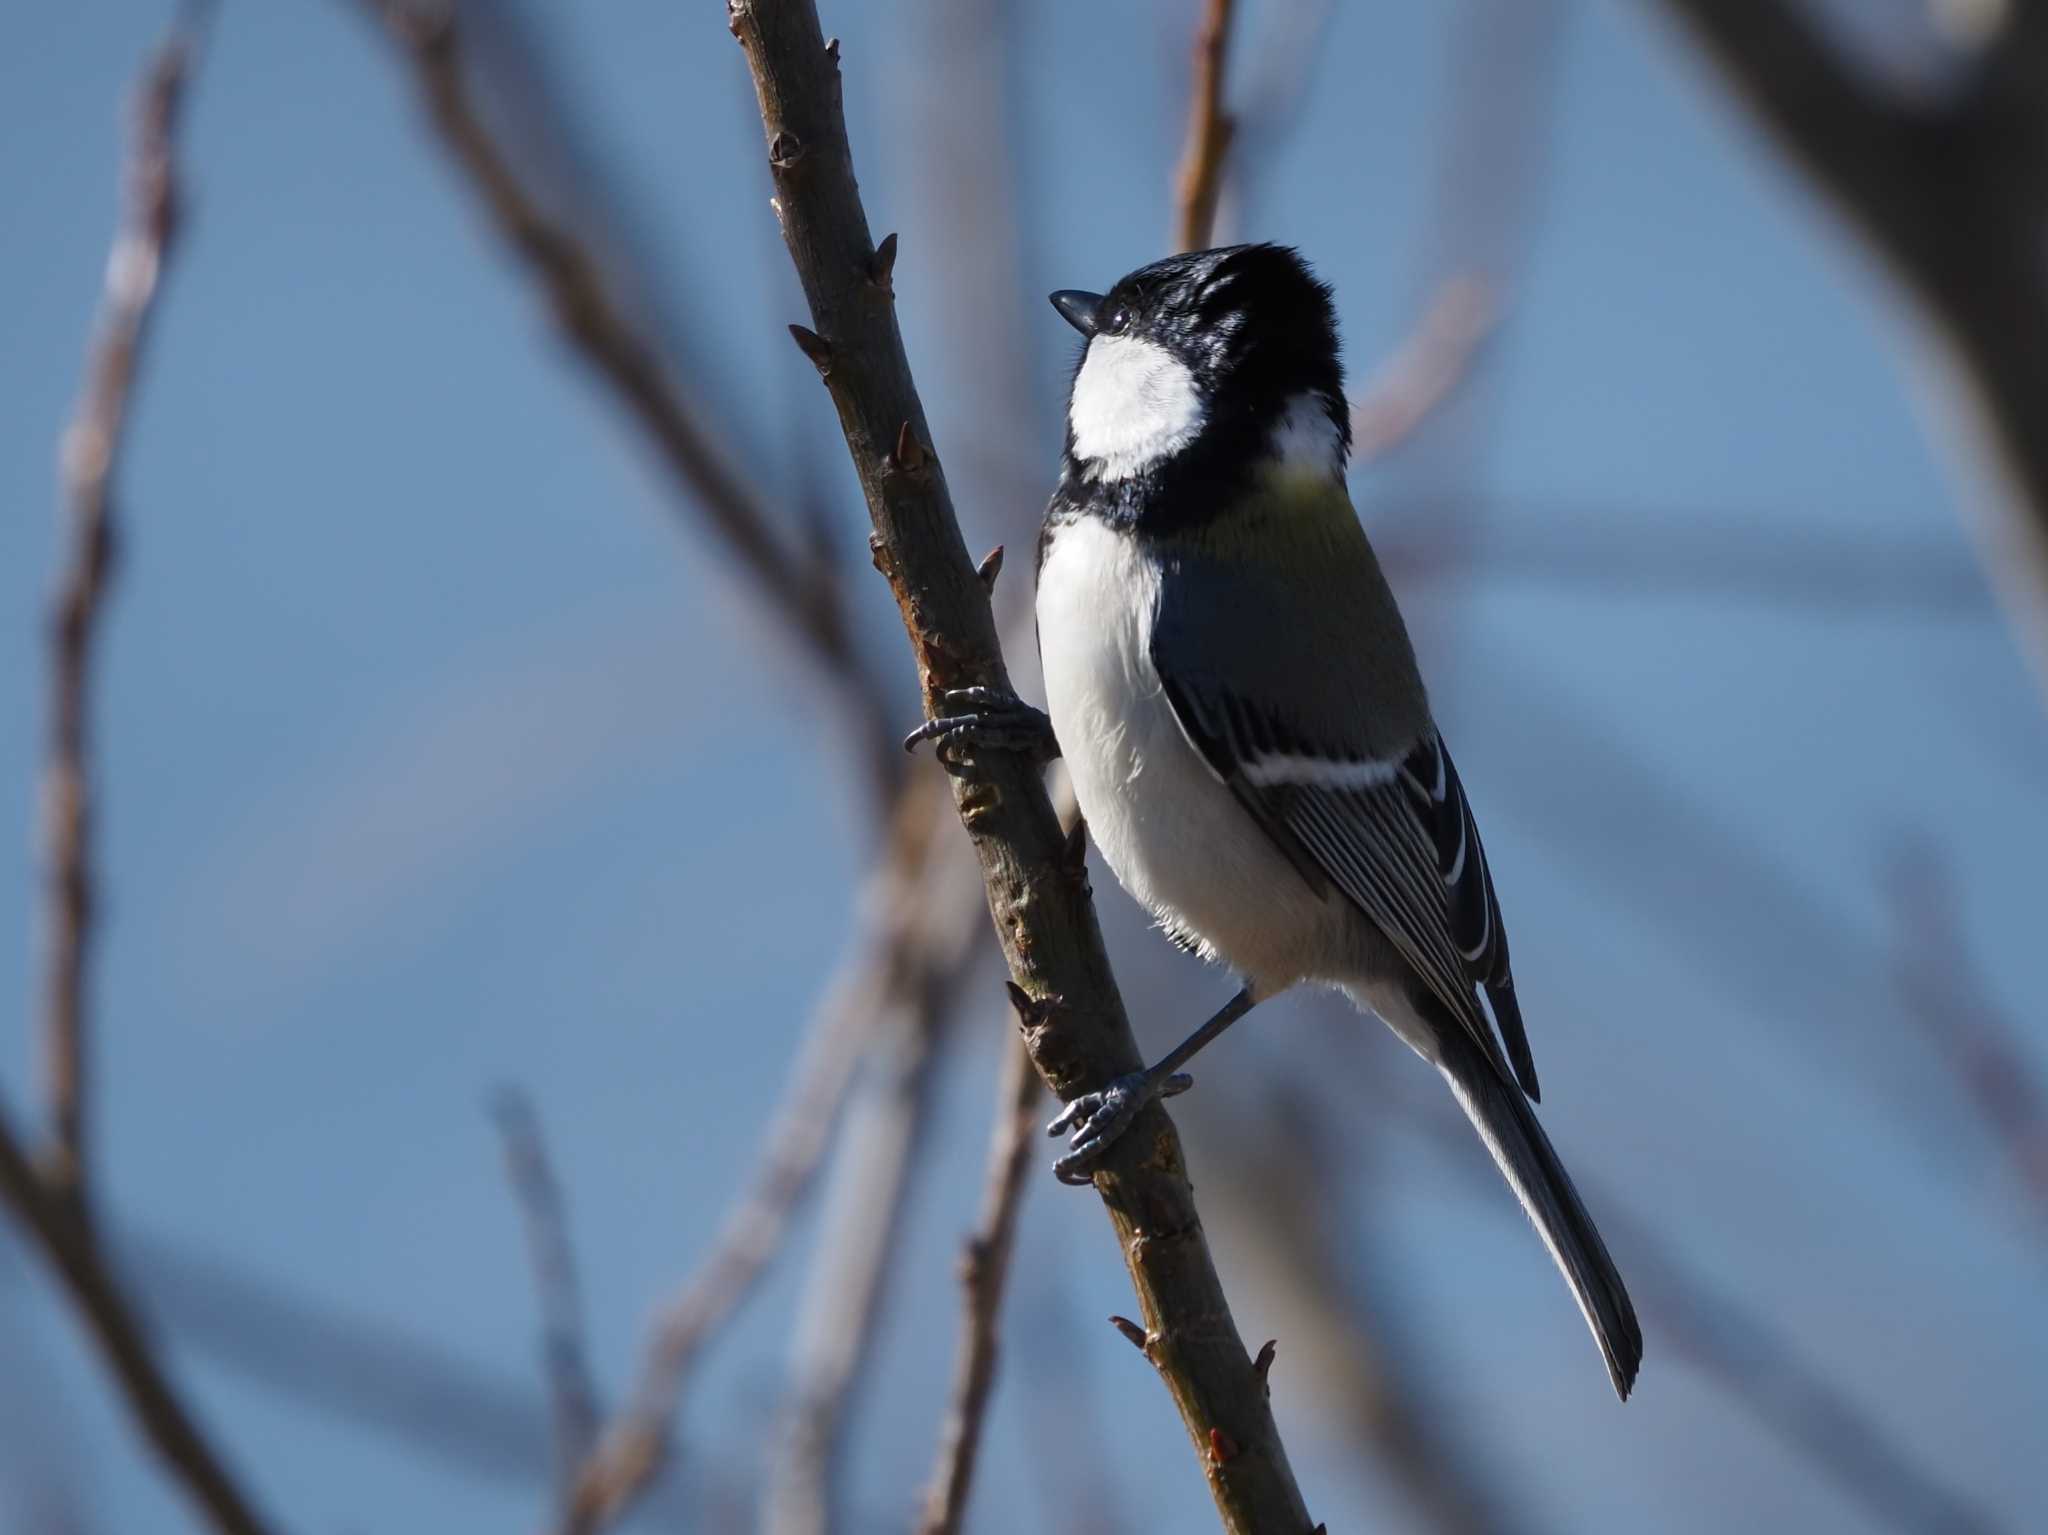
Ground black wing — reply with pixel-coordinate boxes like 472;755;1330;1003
1162;677;1540;1101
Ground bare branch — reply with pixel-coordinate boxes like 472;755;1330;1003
41;0;206;1204
1349;274;1498;464
356;0;900;801
1173;0;1238;253
491;1088;602;1509
1;19;278;1535
728;4;1315;1527
1;1102;275;1535
1650;0;2048;692
915;1030;1042;1535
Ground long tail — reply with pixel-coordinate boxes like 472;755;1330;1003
1437;1028;1643;1400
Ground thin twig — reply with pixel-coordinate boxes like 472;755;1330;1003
730;4;1315;1528
492;1087;603;1508
1172;0;1238;252
1349;274;1497;463
1;1104;275;1535
1;18;277;1535
41;2;205;1205
357;0;899;804
916;1031;1042;1535
1651;0;2048;694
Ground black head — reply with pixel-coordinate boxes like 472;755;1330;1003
1048;245;1348;521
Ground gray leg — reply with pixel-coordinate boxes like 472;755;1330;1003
903;686;1059;763
1048;986;1258;1184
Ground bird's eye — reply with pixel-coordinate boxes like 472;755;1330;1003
1106;306;1131;335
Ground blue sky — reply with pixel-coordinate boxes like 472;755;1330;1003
2;2;2044;1532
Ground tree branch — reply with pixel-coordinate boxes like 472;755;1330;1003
357;0;900;803
1173;0;1238;253
1349;274;1497;463
1650;0;2048;691
726;3;1314;1528
1;17;278;1535
491;1088;602;1511
41;0;207;1206
0;1097;275;1535
915;1030;1041;1535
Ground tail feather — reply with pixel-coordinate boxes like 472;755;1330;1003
1438;1033;1642;1400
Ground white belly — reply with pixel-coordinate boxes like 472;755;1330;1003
1035;517;1345;994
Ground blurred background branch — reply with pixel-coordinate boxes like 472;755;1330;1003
357;0;900;808
1172;0;1237;253
1652;0;2048;694
1;16;280;1535
914;1030;1040;1535
490;1087;602;1513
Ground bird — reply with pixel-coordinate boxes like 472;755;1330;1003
906;243;1641;1401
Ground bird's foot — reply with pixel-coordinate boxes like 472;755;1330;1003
902;686;1058;765
1047;1069;1193;1185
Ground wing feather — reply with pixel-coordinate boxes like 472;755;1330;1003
1142;514;1537;1098
1160;671;1539;1100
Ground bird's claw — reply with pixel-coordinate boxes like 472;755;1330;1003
1048;1070;1193;1185
903;687;1058;765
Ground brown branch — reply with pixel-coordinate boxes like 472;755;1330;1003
1650;0;2048;691
356;0;899;803
554;904;883;1535
915;1030;1042;1535
728;4;1314;1529
0;19;277;1535
1;1103;275;1535
1349;274;1498;464
491;1088;602;1510
41;0;205;1205
1173;0;1238;252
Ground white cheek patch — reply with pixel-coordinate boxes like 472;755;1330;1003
1067;334;1204;481
1266;391;1346;480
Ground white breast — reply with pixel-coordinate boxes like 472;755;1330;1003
1035;516;1346;994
